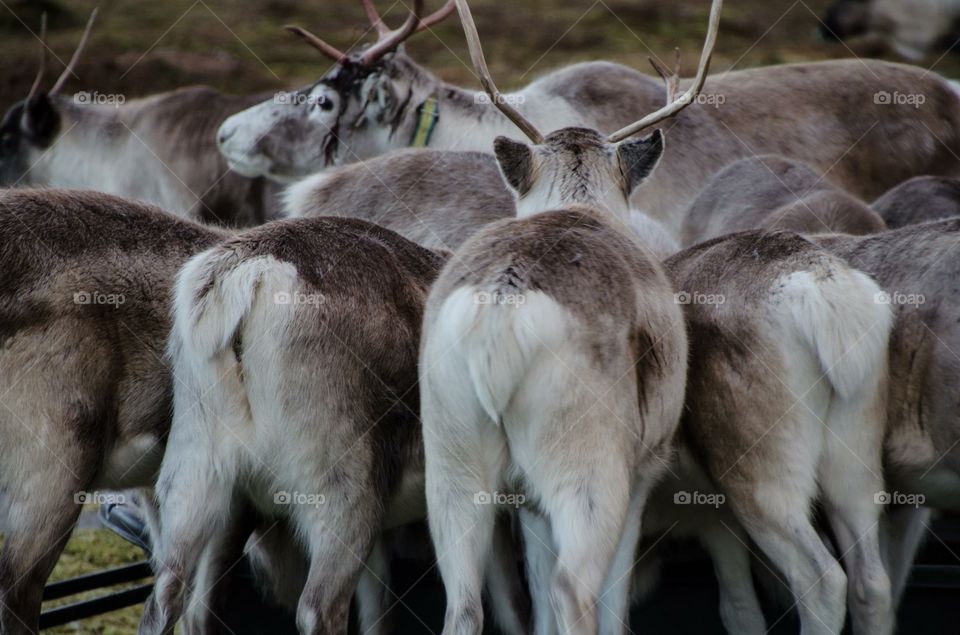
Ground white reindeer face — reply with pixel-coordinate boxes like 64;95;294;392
217;81;344;181
493;127;664;219
0;95;61;187
216;55;410;181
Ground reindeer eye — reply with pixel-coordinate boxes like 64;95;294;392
313;97;334;112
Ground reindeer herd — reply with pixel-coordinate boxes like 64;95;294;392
0;0;959;633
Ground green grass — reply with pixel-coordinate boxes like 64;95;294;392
44;529;148;635
0;521;148;635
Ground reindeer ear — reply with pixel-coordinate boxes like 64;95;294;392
494;136;534;196
20;95;60;146
617;129;664;194
364;74;400;124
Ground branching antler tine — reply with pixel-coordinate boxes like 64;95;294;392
361;0;390;36
648;47;681;103
359;0;423;66
49;7;98;97
26;13;49;103
453;0;543;144
284;25;348;62
608;0;722;143
415;0;457;31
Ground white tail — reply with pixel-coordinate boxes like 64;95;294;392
778;266;893;401
432;286;569;424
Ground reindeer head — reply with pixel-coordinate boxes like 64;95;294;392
453;0;720;222
216;0;454;180
494;128;665;219
0;11;96;186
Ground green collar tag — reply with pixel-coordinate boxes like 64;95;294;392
410;97;439;148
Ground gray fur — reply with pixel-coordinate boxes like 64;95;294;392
1;87;281;226
420;126;687;635
682;155;886;245
221;51;960;234
820;219;960;499
872;175;960;228
284;149;513;250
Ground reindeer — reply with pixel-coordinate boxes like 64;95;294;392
137;207;536;632
871;175;960;228
820;0;960;60
0;11;279;227
283;148;511;249
283;146;677;256
217;0;960;236
813;219;960;607
681;155;886;245
0;189;224;635
421;2;896;634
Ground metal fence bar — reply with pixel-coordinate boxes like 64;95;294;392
40;583;153;629
42;561;152;601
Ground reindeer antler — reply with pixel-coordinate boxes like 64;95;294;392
607;0;722;142
358;0;423;66
25;13;49;103
648;47;681;105
453;0;544;144
48;8;98;97
286;1;457;66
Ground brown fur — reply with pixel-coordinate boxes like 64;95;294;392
0;189;222;634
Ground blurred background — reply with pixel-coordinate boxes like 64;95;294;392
1;0;959;632
2;0;960;115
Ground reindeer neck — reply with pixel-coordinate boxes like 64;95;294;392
388;60;537;151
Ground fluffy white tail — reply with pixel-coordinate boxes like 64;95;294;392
778;265;893;401
172;249;298;362
431;286;569;424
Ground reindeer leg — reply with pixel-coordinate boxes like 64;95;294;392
519;507;558;635
292;489;381;635
422;360;506;635
181;503;257;635
699;521;767;635
597;484;651;635
482;515;529;635
728;484;847;635
534;433;632;635
820;397;892;635
140;460;236;635
354;537;392;635
881;505;930;607
0;467;89;635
